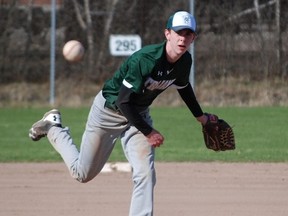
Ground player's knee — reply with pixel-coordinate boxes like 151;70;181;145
71;170;100;183
74;175;94;183
76;178;90;183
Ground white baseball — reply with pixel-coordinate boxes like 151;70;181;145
62;40;84;62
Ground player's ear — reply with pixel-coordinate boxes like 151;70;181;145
164;29;171;40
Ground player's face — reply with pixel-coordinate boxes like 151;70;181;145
165;29;196;61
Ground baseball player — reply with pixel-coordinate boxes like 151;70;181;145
29;11;208;216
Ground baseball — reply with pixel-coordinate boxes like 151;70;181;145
62;40;84;62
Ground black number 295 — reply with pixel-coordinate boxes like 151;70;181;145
115;39;137;52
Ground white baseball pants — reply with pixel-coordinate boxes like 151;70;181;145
47;91;156;216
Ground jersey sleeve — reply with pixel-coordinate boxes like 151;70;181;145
122;55;154;93
116;85;153;136
177;83;204;117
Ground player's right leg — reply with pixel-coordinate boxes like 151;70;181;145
28;91;128;183
47;123;117;182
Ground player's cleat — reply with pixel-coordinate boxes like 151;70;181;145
29;109;62;141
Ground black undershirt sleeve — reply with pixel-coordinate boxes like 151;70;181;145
177;83;204;117
116;85;153;136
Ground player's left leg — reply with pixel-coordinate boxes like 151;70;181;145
120;110;156;216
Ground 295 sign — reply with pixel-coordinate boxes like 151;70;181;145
109;35;142;56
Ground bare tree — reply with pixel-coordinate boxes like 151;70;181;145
71;0;94;76
84;0;94;76
95;0;119;77
0;0;17;82
275;0;284;78
254;0;267;78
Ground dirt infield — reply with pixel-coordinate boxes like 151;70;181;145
1;162;288;216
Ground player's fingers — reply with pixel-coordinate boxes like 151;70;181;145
146;130;164;147
152;138;164;148
153;143;163;148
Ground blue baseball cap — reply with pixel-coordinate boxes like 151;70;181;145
166;11;197;33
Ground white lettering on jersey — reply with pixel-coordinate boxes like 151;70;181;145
144;77;176;91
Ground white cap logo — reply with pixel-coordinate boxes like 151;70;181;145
167;11;196;33
184;15;190;24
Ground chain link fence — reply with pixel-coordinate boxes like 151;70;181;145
0;0;287;84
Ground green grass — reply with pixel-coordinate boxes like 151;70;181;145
0;106;287;162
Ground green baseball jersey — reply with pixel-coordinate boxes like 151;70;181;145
102;41;192;109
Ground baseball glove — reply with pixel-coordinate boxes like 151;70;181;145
202;113;235;151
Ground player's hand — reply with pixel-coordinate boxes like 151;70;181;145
197;114;209;125
146;129;164;148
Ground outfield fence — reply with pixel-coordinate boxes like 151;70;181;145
0;0;287;84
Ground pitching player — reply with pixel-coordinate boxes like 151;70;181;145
29;11;208;216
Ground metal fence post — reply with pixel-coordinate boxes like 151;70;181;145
50;0;56;106
189;0;195;88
